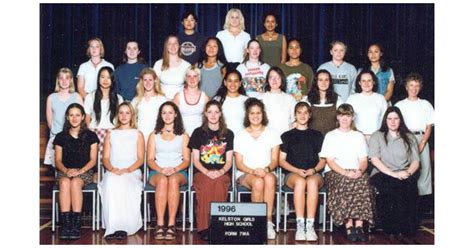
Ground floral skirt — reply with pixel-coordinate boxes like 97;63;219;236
56;169;94;186
325;170;375;226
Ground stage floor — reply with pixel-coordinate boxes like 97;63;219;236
39;219;434;245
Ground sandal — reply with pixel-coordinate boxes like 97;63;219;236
154;225;165;240
165;225;176;240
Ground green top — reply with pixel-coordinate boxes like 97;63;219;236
256;34;284;67
278;62;314;95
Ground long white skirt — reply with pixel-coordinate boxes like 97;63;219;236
98;170;143;236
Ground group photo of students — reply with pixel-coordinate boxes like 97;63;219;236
39;3;434;245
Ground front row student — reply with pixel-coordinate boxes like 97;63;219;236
319;103;374;242
279;102;325;241
147;101;190;240
54;103;99;240
98;102;145;240
189;100;234;241
234;98;281;240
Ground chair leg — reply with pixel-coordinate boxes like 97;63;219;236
322;192;326;233
182;191;186;232
276;191;280;232
52;191;56;232
143;193;147;231
284;193;288;232
189;191;194;232
92;191;96;231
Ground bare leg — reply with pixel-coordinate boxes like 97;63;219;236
70;177;84;212
286;174;306;219
59;177;72;212
167;173;186;226
306;175;323;219
263;173;276;221
150;174;168;226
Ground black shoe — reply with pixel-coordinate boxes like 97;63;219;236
198;229;209;241
69;212;82;239
355;226;368;242
346;227;358;242
114;230;128;240
104;233;116;240
59;212;72;240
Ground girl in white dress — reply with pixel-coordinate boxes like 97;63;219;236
173;66;209;135
99;102;145;239
260;66;297;136
131;68;167;145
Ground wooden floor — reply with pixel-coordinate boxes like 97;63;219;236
39;218;434;245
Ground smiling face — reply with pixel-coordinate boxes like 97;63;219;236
359;73;374;93
205;104;221;125
185;70;200;89
167;37;180;55
142;73;155;92
205;39;218;58
268;70;282;91
67;107;85;128
317;72;331;92
229;11;241;28
248;105;263;126
125;41;140;61
263;15;277;32
406;80;421;98
88;39;101;58
386;111;401;132
58;72;72;90
295;105;310;126
287;40;301;60
224;72;242;95
337;113;353;130
247;41;261;60
161;104;177;125
367;44;382;64
118;104;132;126
99;69;112;90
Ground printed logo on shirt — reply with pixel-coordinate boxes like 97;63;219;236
286;73;303;95
200;136;227;166
332;74;349;85
243;76;266;93
181;41;196;56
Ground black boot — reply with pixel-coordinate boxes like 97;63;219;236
69;212;82;239
59;212;72;240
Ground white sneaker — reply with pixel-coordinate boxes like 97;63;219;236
305;225;318;241
295;220;306;241
267;222;276;239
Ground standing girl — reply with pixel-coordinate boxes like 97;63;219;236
131;68;167;145
236;39;271;98
77;38;114;99
115;40;148;102
361;43;396;102
197;37;228;98
260;66;297;135
173;66;209;135
256;12;287;66
44;68;83;167
153;35;191;100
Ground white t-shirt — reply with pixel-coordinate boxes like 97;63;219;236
131;95;168;141
395;98;435;132
234;127;282;178
216;29;251;63
260;92;297;135
77;59;114;94
236;61;271;98
153;59;191;99
84;92;124;129
346;92;387;135
319;129;368;171
222;95;248;134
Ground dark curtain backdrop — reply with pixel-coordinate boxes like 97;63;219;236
40;3;434;120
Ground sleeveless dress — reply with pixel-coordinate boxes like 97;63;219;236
98;129;143;236
178;90;206;135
